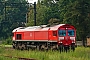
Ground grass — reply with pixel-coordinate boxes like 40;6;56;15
0;45;90;60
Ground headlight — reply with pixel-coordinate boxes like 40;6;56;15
59;37;64;40
70;37;75;40
13;37;15;40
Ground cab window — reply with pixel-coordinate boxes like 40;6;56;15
58;30;66;36
16;34;22;39
68;30;74;36
53;31;57;36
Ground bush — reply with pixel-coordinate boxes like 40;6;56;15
2;37;12;45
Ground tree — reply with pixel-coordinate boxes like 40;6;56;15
59;0;90;40
47;18;60;26
0;0;29;40
27;0;90;40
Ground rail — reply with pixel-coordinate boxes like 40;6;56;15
0;54;36;60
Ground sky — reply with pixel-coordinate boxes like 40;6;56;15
28;0;38;3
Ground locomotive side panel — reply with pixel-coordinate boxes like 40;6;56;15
34;31;48;41
48;30;58;42
23;31;34;40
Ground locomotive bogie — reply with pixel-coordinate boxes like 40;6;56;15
12;41;58;50
58;43;75;52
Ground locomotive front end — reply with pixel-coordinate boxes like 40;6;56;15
58;24;76;51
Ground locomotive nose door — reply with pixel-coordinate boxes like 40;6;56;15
64;30;71;45
64;29;75;45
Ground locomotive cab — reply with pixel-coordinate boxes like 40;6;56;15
58;24;76;51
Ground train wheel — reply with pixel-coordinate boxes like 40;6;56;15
21;44;26;50
40;44;48;51
16;44;25;50
36;45;40;50
50;45;58;51
71;44;75;51
64;46;70;52
68;46;70;52
18;44;22;50
16;44;20;50
13;46;15;49
59;45;63;52
12;43;16;49
39;45;44;51
64;46;67;52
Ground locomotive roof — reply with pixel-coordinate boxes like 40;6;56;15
12;25;49;32
50;24;65;30
12;24;75;32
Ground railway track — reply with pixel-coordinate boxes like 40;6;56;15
0;54;36;60
0;45;36;60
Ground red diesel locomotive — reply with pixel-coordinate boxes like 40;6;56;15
12;24;76;51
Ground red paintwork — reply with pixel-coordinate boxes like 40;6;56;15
23;31;34;40
12;24;76;46
58;25;76;46
48;30;58;42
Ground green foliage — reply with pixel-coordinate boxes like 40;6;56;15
0;0;90;42
48;18;60;26
0;0;29;41
0;47;90;60
27;0;60;26
58;0;90;40
2;37;12;45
